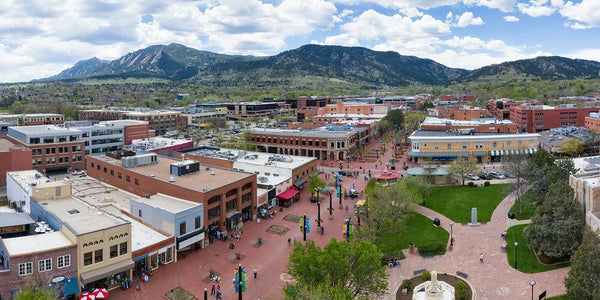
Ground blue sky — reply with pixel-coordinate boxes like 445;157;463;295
0;0;598;83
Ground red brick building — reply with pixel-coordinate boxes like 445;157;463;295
487;99;541;120
510;104;599;133
436;106;489;121
0;139;32;187
79;109;187;135
439;94;474;103
0;113;65;126
584;111;600;132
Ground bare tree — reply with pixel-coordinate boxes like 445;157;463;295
503;151;530;215
449;156;477;185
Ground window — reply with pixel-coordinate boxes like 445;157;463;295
84;252;93;266
434;143;439;150
126;175;130;182
179;222;186;235
447;143;451;149
110;170;114;176
493;142;497;148
118;172;122;179
507;141;511;148
119;242;127;255
110;245;118;258
135;178;139;185
208;195;221;205
529;141;534;146
462;143;467;149
19;262;33;276
38;258;52;272
195;216;201;230
103;167;107;173
94;249;103;263
57;255;70;268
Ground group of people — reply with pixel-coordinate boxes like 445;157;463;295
387;257;401;268
210;283;222;299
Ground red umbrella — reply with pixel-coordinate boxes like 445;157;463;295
80;292;96;300
93;288;109;299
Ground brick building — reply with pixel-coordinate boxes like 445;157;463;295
439;94;474;103
250;124;371;161
320;101;388;115
419;117;518;133
7;125;86;174
509;103;599;133
0;139;32;187
584;111;600;132
435;106;489;121
487;99;541;120
85;152;256;238
79;109;186;135
0;232;79;299
0;113;64;126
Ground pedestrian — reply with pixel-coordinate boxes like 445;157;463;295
253;268;257;279
321;225;324;235
288;237;291;246
211;283;216;295
480;253;484;263
293;237;297;245
215;289;222;300
345;205;348;212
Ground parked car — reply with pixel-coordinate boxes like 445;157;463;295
467;174;480;180
503;172;516;178
488;172;505;179
72;169;86;175
478;172;492;180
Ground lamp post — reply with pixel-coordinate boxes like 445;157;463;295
530;280;536;300
514;242;519;269
328;190;333;219
449;222;454;247
317;200;321;230
238;264;243;300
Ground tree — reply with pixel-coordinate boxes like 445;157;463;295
523;180;583;258
384;109;405;131
15;277;55;300
308;174;326;202
560;138;584;157
234;129;258;151
287;239;388;299
565;226;600;300
503;152;531;214
358;178;425;243
449;156;477;185
525;150;577;201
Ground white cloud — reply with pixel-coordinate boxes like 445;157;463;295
339;9;354;18
563;48;600;62
448;11;485;27
323;34;361;46
516;0;561;17
560;0;600;28
463;0;517;12
503;15;519;22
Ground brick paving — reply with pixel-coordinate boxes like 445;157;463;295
109;138;568;300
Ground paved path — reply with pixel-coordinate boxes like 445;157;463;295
108;138;568;300
384;189;568;300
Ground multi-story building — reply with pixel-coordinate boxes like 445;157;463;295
85;151;256;241
379;95;428;109
407;130;540;163
65;120;153;155
7;125;85;173
0;113;64;126
128;137;193;157
584;111;600;132
1;121;14;138
320;101;388;115
0;231;79;299
509;103;599;133
419;117;518;133
308;113;386;126
569;156;600;231
0;139;31;187
249;124;371;161
435;106;489;121
226;102;289;120
79;109;187;136
439;94;474;103
487;99;541;120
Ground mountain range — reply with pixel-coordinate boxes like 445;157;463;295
48;43;600;86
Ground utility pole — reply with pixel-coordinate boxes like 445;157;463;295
303;213;307;241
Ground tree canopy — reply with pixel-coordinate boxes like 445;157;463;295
565;226;600;300
449;156;477;186
384;109;405;131
523;180;583;258
287;239;388;299
524;150;577;201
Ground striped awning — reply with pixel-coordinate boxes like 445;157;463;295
489;149;538;156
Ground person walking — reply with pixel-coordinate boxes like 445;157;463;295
288;237;291;246
480;253;484;263
211;283;215;295
253;268;257;279
215;289;222;300
293;237;297;245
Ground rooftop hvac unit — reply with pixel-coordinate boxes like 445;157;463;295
170;160;200;176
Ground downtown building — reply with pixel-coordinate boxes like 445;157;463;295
509;103;600;133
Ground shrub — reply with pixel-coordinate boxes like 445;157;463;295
401;279;412;289
484;181;490;187
417;242;446;256
455;280;467;300
421;270;431;281
467;182;476;187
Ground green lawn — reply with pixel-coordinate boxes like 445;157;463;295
506;224;570;273
509;190;540;220
547;295;569;300
424;184;511;223
376;212;449;258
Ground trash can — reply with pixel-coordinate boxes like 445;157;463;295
433;218;440;226
507;212;515;219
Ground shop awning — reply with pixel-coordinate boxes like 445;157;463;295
61;277;80;296
80;259;134;285
277;188;299;200
473;151;486;157
293;178;307;188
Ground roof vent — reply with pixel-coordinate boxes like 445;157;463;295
211;171;215;175
168;176;175;182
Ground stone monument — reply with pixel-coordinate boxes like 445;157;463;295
412;271;455;300
470;207;479;227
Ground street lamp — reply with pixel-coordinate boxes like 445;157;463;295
514;242;519;269
530;280;536;300
449;222;454;247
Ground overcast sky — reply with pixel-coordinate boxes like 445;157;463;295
1;0;599;83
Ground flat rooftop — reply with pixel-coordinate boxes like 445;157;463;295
0;139;19;152
3;231;75;256
9;125;83;135
93;155;254;192
101;205;172;252
251;124;366;137
411;130;539;138
36;191;129;236
69;177;137;212
182;146;315;169
7;170;46;190
129;137;192;151
423;116;513;126
130;193;199;214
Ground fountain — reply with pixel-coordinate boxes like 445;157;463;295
412;271;455;300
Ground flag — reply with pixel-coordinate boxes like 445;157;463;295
306;218;310;233
299;216;304;232
234;268;247;292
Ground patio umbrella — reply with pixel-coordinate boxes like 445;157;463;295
93;288;109;299
79;292;96;300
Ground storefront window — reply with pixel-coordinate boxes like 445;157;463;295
110;245;118;258
94;250;103;263
84;252;93;266
119;242;127;255
150;254;158;269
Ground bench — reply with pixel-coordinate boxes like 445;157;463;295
413;269;427;276
456;271;468;279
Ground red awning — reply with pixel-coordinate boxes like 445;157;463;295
373;166;400;180
277;188;299;200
